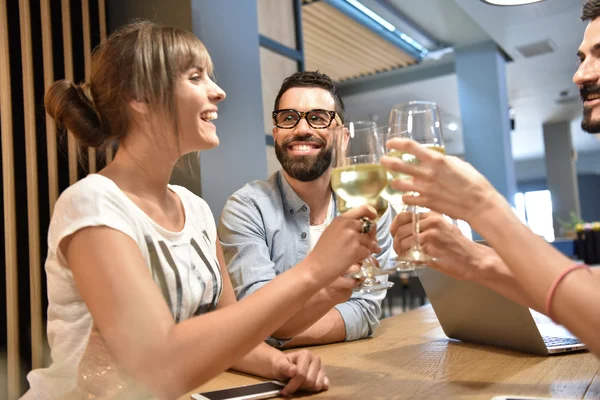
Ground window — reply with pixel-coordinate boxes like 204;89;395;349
513;190;555;242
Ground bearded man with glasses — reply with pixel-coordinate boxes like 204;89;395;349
218;71;392;348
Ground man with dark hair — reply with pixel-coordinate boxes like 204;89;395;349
576;0;600;133
219;71;392;348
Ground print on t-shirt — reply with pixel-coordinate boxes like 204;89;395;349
145;232;222;322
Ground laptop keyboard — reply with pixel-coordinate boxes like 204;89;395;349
543;336;582;347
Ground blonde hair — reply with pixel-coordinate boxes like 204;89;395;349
45;20;213;151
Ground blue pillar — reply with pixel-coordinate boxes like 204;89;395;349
191;0;267;219
455;42;516;205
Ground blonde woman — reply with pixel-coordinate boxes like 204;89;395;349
23;21;379;399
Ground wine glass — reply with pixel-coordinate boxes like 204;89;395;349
378;125;418;270
388;101;446;268
331;121;394;293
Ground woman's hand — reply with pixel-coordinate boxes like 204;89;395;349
307;205;381;284
392;212;498;282
271;349;329;396
381;138;503;225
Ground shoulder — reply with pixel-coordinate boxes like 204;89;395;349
53;174;130;217
225;172;282;210
49;175;141;250
219;174;285;233
232;174;279;202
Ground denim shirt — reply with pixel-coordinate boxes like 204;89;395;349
218;170;393;345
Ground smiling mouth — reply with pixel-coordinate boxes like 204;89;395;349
288;143;321;151
200;111;218;123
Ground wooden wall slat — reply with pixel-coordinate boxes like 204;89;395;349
0;0;21;397
19;0;43;372
61;0;78;184
98;0;112;163
40;0;59;215
81;0;96;173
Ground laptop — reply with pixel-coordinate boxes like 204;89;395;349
417;267;587;356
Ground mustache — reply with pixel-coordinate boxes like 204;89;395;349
580;84;600;101
282;134;326;147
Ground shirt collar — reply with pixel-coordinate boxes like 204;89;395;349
276;170;338;217
277;170;308;216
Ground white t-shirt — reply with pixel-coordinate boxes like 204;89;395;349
309;197;335;251
23;174;223;399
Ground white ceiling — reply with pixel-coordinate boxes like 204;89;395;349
342;0;600;161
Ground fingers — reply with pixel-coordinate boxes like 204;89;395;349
358;231;381;255
303;353;322;392
317;368;329;392
385;138;442;163
390;211;412;234
346;264;361;275
393;214;447;254
381;154;424;180
272;354;296;381
331;275;361;290
280;351;310;396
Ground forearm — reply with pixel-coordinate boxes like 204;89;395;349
471;197;600;354
282;308;346;348
471;197;573;311
271;289;337;339
230;342;280;379
471;244;537;310
136;262;321;398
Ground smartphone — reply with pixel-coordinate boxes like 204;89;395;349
491;396;571;400
191;381;286;400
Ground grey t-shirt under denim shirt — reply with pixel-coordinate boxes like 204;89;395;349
218;170;392;346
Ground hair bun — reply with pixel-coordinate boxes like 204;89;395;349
44;80;107;148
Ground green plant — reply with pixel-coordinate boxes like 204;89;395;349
556;211;586;234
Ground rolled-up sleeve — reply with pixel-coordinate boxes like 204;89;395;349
218;193;276;299
335;207;393;341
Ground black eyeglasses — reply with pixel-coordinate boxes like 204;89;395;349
272;109;338;129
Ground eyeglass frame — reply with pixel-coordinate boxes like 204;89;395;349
272;109;342;129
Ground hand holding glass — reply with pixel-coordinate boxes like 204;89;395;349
387;101;446;268
331;121;394;293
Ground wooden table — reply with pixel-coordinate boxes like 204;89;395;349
185;305;600;399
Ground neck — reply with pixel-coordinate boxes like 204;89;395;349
283;169;333;225
100;130;178;207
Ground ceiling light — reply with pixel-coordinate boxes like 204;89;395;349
480;0;545;5
345;0;395;32
447;122;458;132
328;0;428;58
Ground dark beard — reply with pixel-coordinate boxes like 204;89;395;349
580;84;600;133
581;106;600;133
274;135;332;182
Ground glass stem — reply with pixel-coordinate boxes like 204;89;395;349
411;207;421;255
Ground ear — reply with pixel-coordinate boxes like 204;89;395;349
272;126;279;142
128;99;150;115
342;127;350;151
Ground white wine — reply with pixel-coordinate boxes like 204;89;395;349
331;164;388;217
423;144;446;155
380;150;417;208
337;195;388;221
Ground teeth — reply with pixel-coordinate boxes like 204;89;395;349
292;145;316;151
200;111;218;121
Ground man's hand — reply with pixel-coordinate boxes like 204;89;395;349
271;349;329;396
320;264;363;304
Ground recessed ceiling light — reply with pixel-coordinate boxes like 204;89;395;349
480;0;545;6
447;122;459;132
